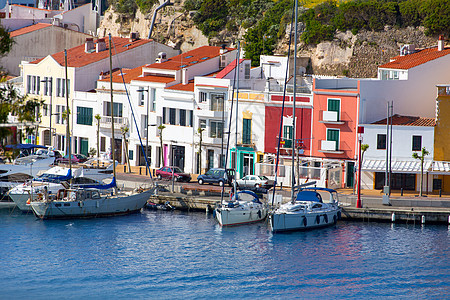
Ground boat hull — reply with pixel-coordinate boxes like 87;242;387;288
216;206;267;226
30;190;152;219
270;208;340;232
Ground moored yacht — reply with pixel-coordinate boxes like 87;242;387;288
270;187;341;232
215;190;267;226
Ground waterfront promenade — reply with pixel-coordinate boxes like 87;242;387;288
113;166;450;224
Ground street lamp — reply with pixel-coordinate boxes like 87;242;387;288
41;77;53;147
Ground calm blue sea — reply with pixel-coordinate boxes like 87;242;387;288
1;209;449;299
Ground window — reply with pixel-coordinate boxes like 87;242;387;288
129;150;134;160
142;115;148;136
77;107;93;125
56;78;70;97
138;87;145;106
43;77;52;96
169;108;176;125
210;121;223;138
27;75;31;93
199;119;206;129
43;104;48;116
27;75;41;94
151;88;156;111
179;109;186;126
412;135;422;151
104;102;123;117
327;98;340;121
189;110;193;127
100;136;106;152
243;118;251;144
326;129;339;150
56;105;66;124
283;125;293;148
210;93;224;111
245;63;250;79
377;134;386;150
199;92;207;103
163;108;167;124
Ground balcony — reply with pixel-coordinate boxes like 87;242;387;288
236;133;258;147
319;140;344;154
320;111;345;124
100;116;129;129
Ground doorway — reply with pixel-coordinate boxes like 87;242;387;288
243;153;254;176
346;161;355;188
207;150;214;170
172;145;185;170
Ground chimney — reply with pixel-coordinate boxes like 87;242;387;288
85;38;94;53
96;38;107;53
129;32;139;42
438;35;444;51
156;52;167;63
219;44;227;54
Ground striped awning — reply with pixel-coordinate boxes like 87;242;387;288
432;161;450;174
362;159;432;173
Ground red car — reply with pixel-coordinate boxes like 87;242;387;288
155;166;191;182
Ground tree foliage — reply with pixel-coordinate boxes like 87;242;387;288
300;0;450;45
0;84;43;144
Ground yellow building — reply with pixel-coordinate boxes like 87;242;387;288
433;84;450;192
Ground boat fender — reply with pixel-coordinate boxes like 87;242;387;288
323;214;328;223
316;215;320;224
79;201;83;208
26;199;31;205
303;217;307;227
257;210;261;218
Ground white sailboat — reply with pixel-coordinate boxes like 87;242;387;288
269;0;340;232
9;160;116;212
214;42;267;226
29;37;153;219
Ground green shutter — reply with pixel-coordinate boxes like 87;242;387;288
243;119;251;144
77;107;93;125
327;129;339;150
328;99;340;120
283;125;292;148
80;138;88;156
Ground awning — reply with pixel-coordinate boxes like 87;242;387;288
432;161;450;174
362;159;432;173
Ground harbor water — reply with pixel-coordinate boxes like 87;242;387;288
1;209;449;299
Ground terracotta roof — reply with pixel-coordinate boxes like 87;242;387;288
215;59;245;79
9;23;52;37
166;80;194;92
31;36;152;68
10;4;52;11
372;114;435;127
379;46;450;70
144;45;234;71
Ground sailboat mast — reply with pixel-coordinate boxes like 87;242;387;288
234;41;240;198
109;34;117;185
291;0;299;202
64;49;72;186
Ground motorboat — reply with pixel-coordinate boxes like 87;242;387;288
269;187;341;232
9;162;116;212
215;190;267;226
29;186;153;219
0;148;57;196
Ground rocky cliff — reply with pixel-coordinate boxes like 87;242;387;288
99;4;439;78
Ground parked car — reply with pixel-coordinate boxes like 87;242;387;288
57;154;88;164
235;175;274;189
197;168;235;187
155;166;191;182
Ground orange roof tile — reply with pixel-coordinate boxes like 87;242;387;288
372;114;435;127
31;36;152;68
10;4;52;11
379;46;450;70
144;45;234;71
9;23;52;37
166;80;194;92
215;59;245;79
99;65;175;85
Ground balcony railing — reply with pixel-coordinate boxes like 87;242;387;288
236;133;258;147
100;116;129;129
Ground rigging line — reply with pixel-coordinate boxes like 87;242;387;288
271;2;295;207
110;38;154;186
220;43;240;203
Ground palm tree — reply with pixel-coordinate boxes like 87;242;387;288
413;147;429;197
157;124;165;167
121;126;131;172
95;114;101;163
197;127;205;174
